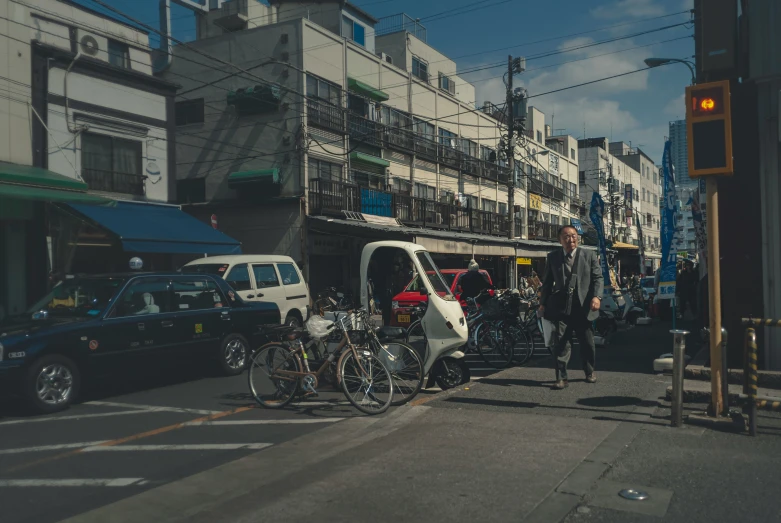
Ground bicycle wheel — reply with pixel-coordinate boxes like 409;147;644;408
475;321;513;369
248;344;300;409
339;349;393;415
370;339;424;406
509;326;534;365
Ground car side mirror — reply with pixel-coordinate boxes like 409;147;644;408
257;293;264;298
419;288;429;296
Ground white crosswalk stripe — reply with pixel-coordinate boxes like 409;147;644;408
82;443;273;452
0;478;145;487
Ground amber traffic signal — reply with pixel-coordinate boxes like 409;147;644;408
685;80;733;177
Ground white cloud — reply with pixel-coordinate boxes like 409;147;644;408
590;0;667;20
664;93;685;118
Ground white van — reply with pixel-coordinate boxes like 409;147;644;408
182;255;310;327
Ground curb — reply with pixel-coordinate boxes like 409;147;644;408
684;365;781;389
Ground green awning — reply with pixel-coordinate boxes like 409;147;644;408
0;161;112;205
350;152;390;168
347;77;389;102
228;168;280;187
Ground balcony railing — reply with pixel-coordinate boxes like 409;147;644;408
527;221;559;241
348;113;383;147
309;179;540;239
82;168;145;195
307;99;344;134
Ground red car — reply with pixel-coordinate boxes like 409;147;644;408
390;269;493;327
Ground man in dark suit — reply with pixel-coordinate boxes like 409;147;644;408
539;225;604;389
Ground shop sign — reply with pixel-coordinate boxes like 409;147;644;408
311;237;349;256
516;257;532;266
529;193;542;211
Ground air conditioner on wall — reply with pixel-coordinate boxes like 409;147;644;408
376;52;393;65
76;29;109;63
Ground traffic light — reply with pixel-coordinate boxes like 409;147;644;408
685;80;733;177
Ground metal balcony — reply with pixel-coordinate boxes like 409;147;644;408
307;99;345;134
82;168;145;196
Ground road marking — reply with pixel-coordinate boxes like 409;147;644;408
184;418;345;426
5;405;255;474
0;442;107;455
82;443;273;452
0;410;168;426
0;478;145;487
85;401;220;415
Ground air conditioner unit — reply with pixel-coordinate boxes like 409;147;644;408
376;52;393;65
76;29;108;62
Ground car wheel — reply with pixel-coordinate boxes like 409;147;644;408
218;334;249;376
24;354;81;414
286;314;302;329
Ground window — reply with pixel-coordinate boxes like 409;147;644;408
438;128;457;147
309;158;342;181
498;202;507;216
116;279;170;317
175;99;205;126
571;148;576;160
481;199;496;213
551;215;560;226
414;117;435;138
392;178;412;195
342;16;365;46
461;139;478;158
412;57;428;82
277;263;301;285
569;182;577;199
108;40;130;69
438;73;456;95
306;75;340;105
225;264;252;292
541;212;550;223
440;189;454;204
381;106;410;129
252;264;280;288
642;188;646;201
414;182;436;200
81;133;143;195
536;130;542;143
173;279;224;311
481;146;496;162
579;171;585;183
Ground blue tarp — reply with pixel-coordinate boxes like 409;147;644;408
70;201;242;255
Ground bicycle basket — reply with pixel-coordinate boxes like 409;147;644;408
480;298;504;320
346;329;369;345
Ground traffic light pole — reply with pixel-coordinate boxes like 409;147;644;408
706;176;724;416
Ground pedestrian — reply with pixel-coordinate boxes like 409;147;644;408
538;225;604;389
459;259;491;300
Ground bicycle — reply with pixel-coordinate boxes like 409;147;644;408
248;312;394;415
313;287;353;316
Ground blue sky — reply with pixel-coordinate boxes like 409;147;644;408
75;0;693;163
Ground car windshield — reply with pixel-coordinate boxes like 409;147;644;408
415;251;455;300
27;278;124;317
404;272;457;292
181;263;230;275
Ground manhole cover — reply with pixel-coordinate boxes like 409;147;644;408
619;489;649;501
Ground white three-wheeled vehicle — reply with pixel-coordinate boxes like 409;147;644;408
360;241;470;389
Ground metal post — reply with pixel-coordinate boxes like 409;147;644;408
506;56;517;289
671;329;690;427
721;327;729;415
706;176;724;415
747;327;758;436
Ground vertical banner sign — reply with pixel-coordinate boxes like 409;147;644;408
637;218;645;275
589;192;611;292
659;141;678;299
692;188;707;275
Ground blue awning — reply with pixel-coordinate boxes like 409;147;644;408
69;201;242;255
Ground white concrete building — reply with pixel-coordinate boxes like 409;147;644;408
668;120;695;189
0;0;235;320
164;0;582;292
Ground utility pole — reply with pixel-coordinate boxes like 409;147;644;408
607;161;616;240
505;55;526;288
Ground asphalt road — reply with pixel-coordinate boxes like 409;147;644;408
0;358;400;523
0;335;549;523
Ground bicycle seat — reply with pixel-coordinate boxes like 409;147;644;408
377;326;405;341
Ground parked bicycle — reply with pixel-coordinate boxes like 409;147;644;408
248;311;393;415
313;287;354;316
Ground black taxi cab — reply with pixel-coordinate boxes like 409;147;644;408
0;272;280;413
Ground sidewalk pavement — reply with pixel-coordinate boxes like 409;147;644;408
61;319;781;523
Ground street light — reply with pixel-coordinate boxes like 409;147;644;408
644;57;696;85
518;149;549;163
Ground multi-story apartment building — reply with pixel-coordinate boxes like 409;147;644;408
166;0;583;295
578;138;662;276
0;0;231;320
